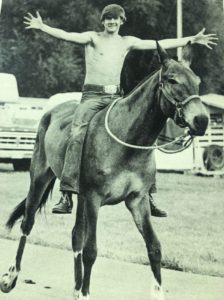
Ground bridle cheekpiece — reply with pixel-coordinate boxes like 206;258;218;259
158;68;201;127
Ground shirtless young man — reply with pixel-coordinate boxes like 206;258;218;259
24;4;217;215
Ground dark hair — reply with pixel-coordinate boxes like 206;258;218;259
101;4;126;22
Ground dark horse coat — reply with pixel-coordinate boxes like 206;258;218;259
1;44;209;300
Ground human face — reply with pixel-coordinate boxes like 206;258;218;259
102;17;123;34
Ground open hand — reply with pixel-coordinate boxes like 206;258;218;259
192;28;218;49
23;11;43;30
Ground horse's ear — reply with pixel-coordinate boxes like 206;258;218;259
181;42;193;67
156;41;169;65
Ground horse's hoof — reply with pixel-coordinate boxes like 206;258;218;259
73;289;90;300
73;289;81;300
150;282;165;300
0;266;19;293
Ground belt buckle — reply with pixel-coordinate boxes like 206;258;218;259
104;85;117;94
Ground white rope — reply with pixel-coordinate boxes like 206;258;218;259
105;97;189;150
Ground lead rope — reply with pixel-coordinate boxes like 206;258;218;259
104;96;193;152
157;134;194;154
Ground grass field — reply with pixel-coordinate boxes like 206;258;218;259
0;164;223;277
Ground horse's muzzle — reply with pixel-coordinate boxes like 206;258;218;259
189;114;209;136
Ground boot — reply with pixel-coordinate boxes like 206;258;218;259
149;195;167;217
52;192;73;214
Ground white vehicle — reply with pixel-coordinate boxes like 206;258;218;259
0;73;47;170
0;73;81;171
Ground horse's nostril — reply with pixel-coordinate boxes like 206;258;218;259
194;115;209;131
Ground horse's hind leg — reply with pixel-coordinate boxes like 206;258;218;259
21;115;55;236
125;194;165;300
0;119;56;293
0;235;26;293
0;166;56;294
0;169;55;293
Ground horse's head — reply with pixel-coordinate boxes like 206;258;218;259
156;42;209;136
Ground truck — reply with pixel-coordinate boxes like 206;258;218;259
0;73;47;170
0;73;81;171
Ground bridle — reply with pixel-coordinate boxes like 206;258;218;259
105;67;198;151
158;68;201;128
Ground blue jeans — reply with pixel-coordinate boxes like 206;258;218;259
60;88;120;193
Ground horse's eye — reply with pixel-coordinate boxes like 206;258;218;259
168;78;178;84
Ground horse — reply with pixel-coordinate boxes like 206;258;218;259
0;43;209;300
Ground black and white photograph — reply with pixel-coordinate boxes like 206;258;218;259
0;1;223;299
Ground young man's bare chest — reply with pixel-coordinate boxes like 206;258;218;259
86;34;129;65
84;34;130;85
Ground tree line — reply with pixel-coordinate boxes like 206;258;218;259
0;0;223;97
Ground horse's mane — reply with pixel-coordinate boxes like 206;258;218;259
123;67;160;98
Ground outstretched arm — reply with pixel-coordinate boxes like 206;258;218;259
23;12;92;44
130;28;217;50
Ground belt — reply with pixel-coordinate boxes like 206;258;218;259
83;84;121;95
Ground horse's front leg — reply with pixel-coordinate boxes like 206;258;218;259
125;194;165;300
72;191;100;300
72;195;86;300
80;192;100;300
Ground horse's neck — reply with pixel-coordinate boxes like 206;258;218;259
111;72;167;146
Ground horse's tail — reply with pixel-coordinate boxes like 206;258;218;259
6;177;56;230
6;199;26;230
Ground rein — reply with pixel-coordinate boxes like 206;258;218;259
105;68;197;151
157;134;194;154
